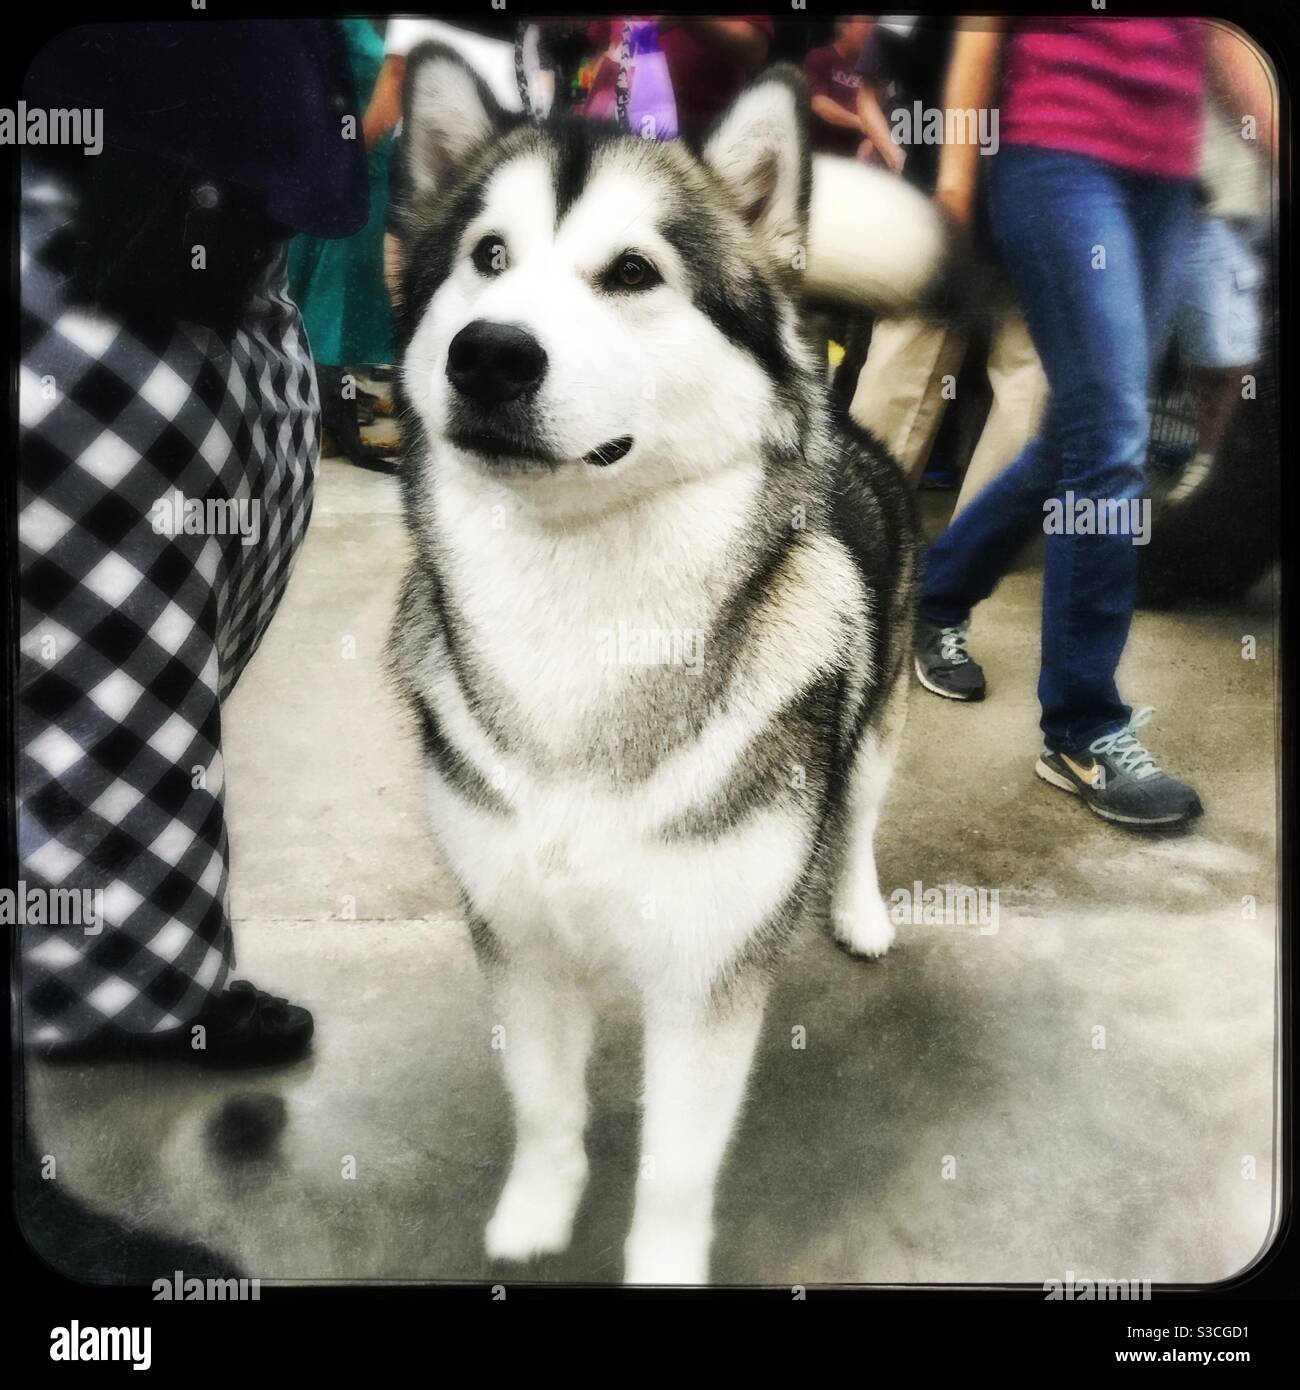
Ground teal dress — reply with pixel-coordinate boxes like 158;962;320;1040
287;18;394;368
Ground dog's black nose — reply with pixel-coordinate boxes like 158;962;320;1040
446;320;547;405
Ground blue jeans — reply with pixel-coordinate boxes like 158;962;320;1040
919;147;1195;751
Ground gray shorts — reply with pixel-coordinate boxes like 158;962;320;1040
1174;216;1264;369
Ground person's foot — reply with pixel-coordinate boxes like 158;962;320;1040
918;460;957;490
361;425;401;457
1035;707;1203;828
356;386;396;418
37;981;314;1068
914;619;986;701
321;424;399;472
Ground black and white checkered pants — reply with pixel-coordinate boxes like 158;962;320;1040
18;171;319;1045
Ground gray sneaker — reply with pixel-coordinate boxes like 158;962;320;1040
1035;707;1202;828
914;620;986;701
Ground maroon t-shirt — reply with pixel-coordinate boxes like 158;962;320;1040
803;44;863;156
1000;18;1206;179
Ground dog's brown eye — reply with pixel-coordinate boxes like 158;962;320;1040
610;253;659;291
472;236;506;276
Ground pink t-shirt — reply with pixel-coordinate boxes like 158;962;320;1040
999;18;1207;180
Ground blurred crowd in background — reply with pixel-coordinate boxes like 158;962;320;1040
288;13;1272;520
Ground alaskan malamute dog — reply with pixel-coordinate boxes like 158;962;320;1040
390;43;929;1283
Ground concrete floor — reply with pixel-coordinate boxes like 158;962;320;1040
23;455;1280;1287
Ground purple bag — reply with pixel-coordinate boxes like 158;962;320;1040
615;21;678;141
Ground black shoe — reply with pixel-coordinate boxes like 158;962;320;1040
39;981;314;1069
1035;707;1203;828
914;619;986;701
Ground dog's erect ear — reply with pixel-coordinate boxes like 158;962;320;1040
403;42;506;198
702;66;812;268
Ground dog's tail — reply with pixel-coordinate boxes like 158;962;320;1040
804;155;956;316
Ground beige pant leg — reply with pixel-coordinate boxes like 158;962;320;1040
849;316;966;485
951;310;1048;516
384;232;403;308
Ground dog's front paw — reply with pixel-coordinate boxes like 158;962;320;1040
623;1222;710;1286
485;1154;588;1262
832;892;896;959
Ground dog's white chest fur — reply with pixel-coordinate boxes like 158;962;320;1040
421;459;815;985
432;459;759;757
430;767;807;989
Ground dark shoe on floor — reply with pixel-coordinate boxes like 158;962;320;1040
39;981;314;1068
1035;706;1203;829
918;462;958;490
914;619;986;701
